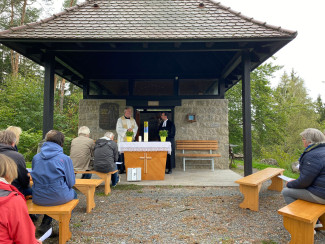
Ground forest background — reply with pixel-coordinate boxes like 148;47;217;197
1;0;325;172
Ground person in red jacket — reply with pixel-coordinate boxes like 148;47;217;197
0;154;42;244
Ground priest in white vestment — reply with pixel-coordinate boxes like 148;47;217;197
116;107;138;143
116;107;138;173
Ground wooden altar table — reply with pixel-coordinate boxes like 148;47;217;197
119;142;171;180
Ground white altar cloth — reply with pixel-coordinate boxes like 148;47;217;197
119;142;171;155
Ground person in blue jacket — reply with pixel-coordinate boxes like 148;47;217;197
282;128;325;228
31;130;77;235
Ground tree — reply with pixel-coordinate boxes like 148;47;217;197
273;70;319;155
226;62;282;156
315;95;325;126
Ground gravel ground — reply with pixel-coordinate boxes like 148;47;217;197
38;182;325;244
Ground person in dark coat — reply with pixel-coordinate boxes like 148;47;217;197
93;131;119;186
282;128;325;228
0;130;31;196
158;112;176;174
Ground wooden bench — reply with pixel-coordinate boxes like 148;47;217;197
278;200;325;244
74;179;103;213
176;140;221;171
74;170;118;195
235;167;284;211
27;199;79;244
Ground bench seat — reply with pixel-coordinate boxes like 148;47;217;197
75;170;118;195
27;199;79;244
74;179;103;213
176;140;221;171
235;167;284;211
278;200;325;244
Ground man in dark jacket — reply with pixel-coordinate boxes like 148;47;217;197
0;130;31;196
158;112;176;174
93;131;119;186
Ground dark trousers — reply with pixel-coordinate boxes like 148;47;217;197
166;139;175;171
117;153;125;173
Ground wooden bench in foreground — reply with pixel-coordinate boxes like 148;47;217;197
278;200;325;244
74;179;104;213
27;199;79;244
235;167;284;211
74;170;118;195
176;140;221;171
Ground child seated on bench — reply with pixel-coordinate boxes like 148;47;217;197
281;128;325;228
0;154;42;244
31;130;78;235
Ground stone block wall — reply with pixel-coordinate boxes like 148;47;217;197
79;99;126;140
79;98;229;169
174;99;229;169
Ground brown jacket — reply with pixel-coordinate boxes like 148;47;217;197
70;135;95;171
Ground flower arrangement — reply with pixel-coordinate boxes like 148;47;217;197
159;130;168;137
126;131;134;137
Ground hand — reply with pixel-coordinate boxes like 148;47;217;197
37;240;42;244
127;128;133;132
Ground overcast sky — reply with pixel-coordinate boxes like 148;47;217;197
52;0;325;101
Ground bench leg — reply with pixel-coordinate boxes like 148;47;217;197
74;185;96;213
283;216;315;244
268;175;283;192
238;184;261;211
48;213;72;244
96;172;111;195
211;159;214;171
183;158;186;171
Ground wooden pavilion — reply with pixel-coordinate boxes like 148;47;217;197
0;0;296;175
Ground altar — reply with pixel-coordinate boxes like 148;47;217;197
118;142;172;180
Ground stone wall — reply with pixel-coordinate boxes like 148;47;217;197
79;99;126;140
79;98;229;169
174;99;229;169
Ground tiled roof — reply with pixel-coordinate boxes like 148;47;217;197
0;0;296;40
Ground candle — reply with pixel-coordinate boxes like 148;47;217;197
138;136;142;142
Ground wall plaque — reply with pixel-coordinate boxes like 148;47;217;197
99;103;119;130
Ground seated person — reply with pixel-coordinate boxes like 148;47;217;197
6;126;22;152
94;131;119;186
0;154;42;244
70;126;95;179
0;130;31;196
31;130;77;235
282;128;325;228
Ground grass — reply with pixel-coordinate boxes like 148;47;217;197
234;160;299;179
112;184;144;190
26;162;32;168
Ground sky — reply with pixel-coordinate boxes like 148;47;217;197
50;0;325;101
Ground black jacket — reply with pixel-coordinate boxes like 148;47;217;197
0;143;30;193
287;143;325;199
158;120;176;141
93;139;119;173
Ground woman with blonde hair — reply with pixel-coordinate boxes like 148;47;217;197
6;126;22;151
0;154;42;243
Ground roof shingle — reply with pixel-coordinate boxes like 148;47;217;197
0;0;297;40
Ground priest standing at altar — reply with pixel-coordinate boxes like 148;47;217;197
158;112;176;174
116;107;138;173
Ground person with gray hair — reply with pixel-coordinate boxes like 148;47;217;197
282;128;325;229
70;126;95;179
0;130;31;196
93;131;119;186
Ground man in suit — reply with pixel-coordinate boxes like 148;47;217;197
158;112;176;174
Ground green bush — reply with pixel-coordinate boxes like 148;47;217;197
18;130;43;162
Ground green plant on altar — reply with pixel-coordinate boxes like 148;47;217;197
126;131;134;137
159;130;168;137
